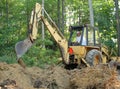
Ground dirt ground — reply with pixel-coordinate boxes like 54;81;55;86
0;62;120;89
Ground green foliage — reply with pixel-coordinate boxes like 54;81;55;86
0;55;16;64
0;0;119;67
93;0;118;54
22;44;60;68
0;47;16;64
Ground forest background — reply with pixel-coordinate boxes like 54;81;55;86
0;0;119;68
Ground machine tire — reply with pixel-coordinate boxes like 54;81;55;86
85;49;102;66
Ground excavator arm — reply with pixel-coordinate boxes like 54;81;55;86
15;3;69;68
40;16;68;64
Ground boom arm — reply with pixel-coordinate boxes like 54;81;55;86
32;3;69;64
15;3;69;67
29;3;42;41
40;16;69;64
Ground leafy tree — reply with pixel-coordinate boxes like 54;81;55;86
0;0;119;67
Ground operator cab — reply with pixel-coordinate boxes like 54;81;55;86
68;25;100;46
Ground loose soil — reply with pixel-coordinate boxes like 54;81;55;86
0;62;120;89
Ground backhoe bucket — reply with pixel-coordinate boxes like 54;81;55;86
15;38;33;60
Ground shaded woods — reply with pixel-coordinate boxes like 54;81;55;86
0;0;119;67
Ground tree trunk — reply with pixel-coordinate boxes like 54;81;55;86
42;0;45;48
88;0;94;26
57;0;61;30
88;0;94;44
62;0;64;34
26;0;29;35
78;6;81;25
6;0;8;28
114;0;120;56
6;0;9;44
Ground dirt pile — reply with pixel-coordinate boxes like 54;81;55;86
0;62;120;89
70;64;120;89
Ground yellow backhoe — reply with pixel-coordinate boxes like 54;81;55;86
15;3;110;69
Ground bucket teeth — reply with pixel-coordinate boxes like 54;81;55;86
17;59;26;68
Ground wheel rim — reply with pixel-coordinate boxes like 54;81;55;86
93;54;100;65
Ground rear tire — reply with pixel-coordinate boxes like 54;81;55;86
85;49;102;66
